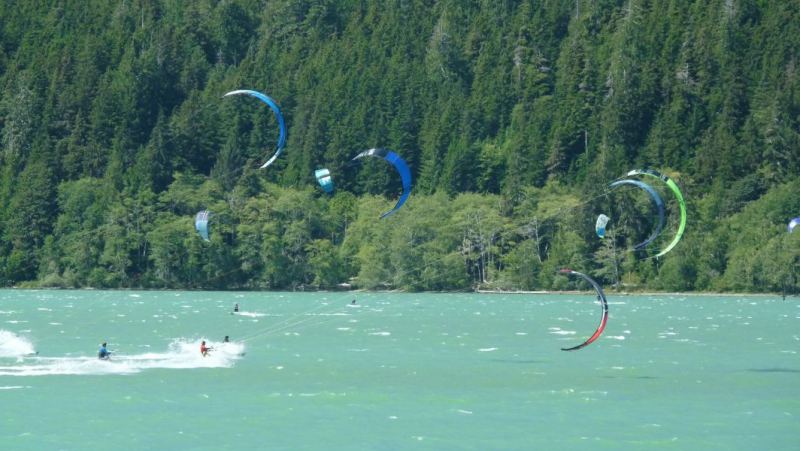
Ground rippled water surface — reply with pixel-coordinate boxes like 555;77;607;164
1;290;798;450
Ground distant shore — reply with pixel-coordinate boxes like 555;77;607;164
475;289;790;297
4;285;792;298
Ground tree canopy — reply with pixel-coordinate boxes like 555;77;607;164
0;0;797;293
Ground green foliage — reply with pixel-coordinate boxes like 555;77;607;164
0;0;796;293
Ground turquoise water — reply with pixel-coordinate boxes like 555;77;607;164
0;290;798;450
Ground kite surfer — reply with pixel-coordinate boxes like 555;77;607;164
234;303;239;313
98;342;111;360
200;340;212;357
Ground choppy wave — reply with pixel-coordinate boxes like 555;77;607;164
548;327;576;336
0;330;37;357
233;311;267;318
0;338;244;376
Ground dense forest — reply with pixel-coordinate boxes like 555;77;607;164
0;0;798;293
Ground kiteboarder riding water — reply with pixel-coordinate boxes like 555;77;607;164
98;342;111;360
200;340;211;357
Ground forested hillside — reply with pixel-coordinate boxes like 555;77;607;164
0;0;797;292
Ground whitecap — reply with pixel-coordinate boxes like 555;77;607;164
0;338;244;377
478;347;498;352
234;311;266;318
0;330;36;357
550;330;576;335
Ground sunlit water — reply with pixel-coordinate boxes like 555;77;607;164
0;290;797;450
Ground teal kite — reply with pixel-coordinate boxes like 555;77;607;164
595;214;610;238
195;210;211;242
315;168;334;194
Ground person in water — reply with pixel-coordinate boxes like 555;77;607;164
98;342;111;360
200;340;211;357
351;299;356;305
234;303;239;313
223;335;230;343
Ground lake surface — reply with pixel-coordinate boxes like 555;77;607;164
0;290;798;450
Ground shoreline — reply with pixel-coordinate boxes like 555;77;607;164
475;289;789;297
1;286;792;298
